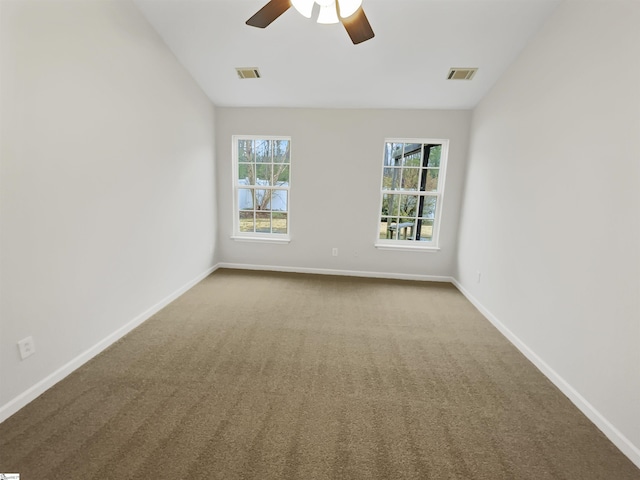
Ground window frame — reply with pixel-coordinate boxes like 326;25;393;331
231;135;292;244
374;138;450;251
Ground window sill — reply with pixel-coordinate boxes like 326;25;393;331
375;242;440;252
231;235;291;245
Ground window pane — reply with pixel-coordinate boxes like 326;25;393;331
396;218;416;240
388;143;403;166
238;189;254;210
238;163;254;183
273;213;287;234
382;194;400;216
379;217;390;240
238;139;253;163
271;189;288;212
274;164;289;185
255;140;271;163
399;195;418;217
383;167;400;190
417;219;434;241
401;168;419;190
383;143;392;166
256;164;272;185
239;211;254;233
402;144;422;167
425;169;439;191
256;212;271;233
420;197;437;219
254;190;271;211
385;217;401;240
273;140;290;164
427;145;441;167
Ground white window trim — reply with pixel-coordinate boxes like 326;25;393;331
374;138;449;251
230;235;291;244
231;135;292;243
374;243;441;252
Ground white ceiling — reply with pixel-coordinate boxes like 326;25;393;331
133;0;560;109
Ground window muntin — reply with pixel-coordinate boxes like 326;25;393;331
377;140;448;248
233;136;291;239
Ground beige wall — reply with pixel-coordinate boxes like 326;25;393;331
0;0;217;417
456;0;640;464
215;107;471;279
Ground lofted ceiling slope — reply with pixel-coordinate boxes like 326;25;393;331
133;0;560;109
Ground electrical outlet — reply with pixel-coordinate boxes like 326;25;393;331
18;336;35;360
332;248;338;257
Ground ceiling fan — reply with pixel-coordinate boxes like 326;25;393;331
246;0;375;45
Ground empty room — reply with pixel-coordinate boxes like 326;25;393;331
1;0;639;478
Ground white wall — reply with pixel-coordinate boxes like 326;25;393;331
456;0;640;465
0;0;217;418
216;108;471;279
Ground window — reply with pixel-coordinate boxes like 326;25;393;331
232;136;291;242
376;139;449;250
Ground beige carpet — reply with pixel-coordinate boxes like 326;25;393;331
1;269;638;479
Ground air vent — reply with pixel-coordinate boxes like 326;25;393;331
236;67;261;79
447;68;478;80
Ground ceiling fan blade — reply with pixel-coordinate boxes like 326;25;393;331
246;0;292;28
341;7;374;44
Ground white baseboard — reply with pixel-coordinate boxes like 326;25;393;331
0;264;219;424
451;279;640;469
217;262;454;283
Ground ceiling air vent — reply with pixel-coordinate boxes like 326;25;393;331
447;68;478;80
236;67;261;79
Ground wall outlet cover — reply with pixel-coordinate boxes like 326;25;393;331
18;336;35;360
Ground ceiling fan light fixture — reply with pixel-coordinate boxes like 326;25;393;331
291;0;314;18
247;0;374;44
337;0;363;18
317;2;339;24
